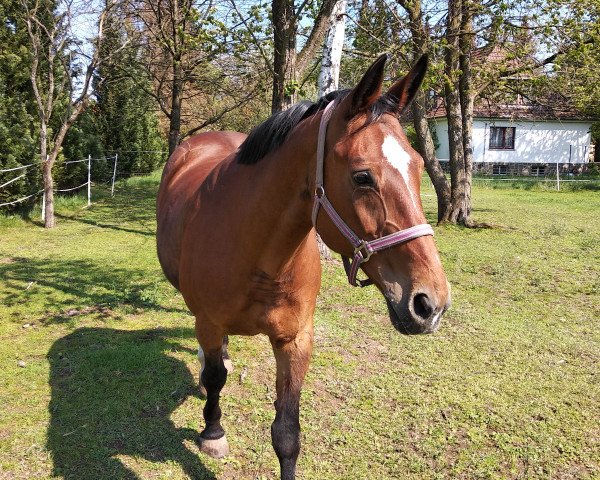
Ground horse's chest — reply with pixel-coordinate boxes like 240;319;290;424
231;269;306;340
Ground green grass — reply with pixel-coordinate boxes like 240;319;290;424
0;172;598;479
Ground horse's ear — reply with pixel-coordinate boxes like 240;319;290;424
387;55;428;113
349;53;388;114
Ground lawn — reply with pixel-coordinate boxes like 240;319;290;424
0;173;598;479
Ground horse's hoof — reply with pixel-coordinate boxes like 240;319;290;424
199;435;229;458
223;358;234;373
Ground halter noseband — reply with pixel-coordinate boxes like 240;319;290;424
311;100;435;287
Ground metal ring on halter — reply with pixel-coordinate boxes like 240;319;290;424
354;240;374;262
315;185;325;198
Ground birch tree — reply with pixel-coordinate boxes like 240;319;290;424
317;0;347;259
271;0;337;112
318;0;347;97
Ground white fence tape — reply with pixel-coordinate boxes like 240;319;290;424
0;163;35;173
0;173;26;189
0;190;43;207
56;181;89;193
63;158;89;165
1;152;144;209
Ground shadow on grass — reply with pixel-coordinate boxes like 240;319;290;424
0;256;187;322
55;213;155;237
47;327;215;479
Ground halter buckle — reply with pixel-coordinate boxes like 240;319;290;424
354;240;374;262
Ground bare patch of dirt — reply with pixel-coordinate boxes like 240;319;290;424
38;304;114;323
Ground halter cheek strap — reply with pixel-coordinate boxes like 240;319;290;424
312;100;435;287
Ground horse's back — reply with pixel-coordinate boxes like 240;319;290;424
156;131;246;290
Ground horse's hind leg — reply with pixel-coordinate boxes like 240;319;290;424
195;320;229;458
270;328;313;480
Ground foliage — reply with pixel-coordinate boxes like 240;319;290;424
92;8;166;178
0;0;39;205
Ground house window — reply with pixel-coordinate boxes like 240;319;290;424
531;165;546;176
493;164;508;175
489;126;515;150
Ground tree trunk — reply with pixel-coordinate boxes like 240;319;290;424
316;0;347;260
401;0;452;222
443;87;468;224
318;0;347;97
441;0;470;225
168;62;184;155
411;90;451;222
272;0;297;113
459;0;474;221
39;122;55;228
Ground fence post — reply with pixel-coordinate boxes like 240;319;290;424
556;161;560;191
87;154;91;206
111;154;118;197
568;144;572;175
41;154;47;221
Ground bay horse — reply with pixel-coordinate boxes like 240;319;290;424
156;54;450;479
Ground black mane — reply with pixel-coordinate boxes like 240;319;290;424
236;90;401;165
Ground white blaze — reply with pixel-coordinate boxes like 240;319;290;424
381;135;417;207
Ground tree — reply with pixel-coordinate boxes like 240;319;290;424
398;0;452;222
392;0;509;224
93;4;165;177
22;0;115;227
530;0;600;158
271;0;337;112
0;88;39;206
317;0;347;259
125;0;261;155
0;0;39;206
441;0;470;224
399;0;479;224
318;0;347;97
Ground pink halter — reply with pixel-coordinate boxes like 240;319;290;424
312;100;434;287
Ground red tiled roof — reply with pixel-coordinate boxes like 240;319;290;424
428;99;593;122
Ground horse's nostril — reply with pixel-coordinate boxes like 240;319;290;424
413;293;434;320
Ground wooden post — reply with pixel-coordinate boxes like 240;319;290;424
111;154;118;197
87;154;91;206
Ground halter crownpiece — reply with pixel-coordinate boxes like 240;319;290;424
312;100;435;287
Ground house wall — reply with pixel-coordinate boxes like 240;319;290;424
431;118;592;164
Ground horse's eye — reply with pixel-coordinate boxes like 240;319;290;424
352;170;374;187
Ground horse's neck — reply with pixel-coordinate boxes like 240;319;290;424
249;118;320;277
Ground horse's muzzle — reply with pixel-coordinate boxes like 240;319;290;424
385;290;450;335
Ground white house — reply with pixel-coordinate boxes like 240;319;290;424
430;102;594;175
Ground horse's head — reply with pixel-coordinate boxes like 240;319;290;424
315;54;450;335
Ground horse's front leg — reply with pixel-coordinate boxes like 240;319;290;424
270;326;313;480
195;318;230;458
